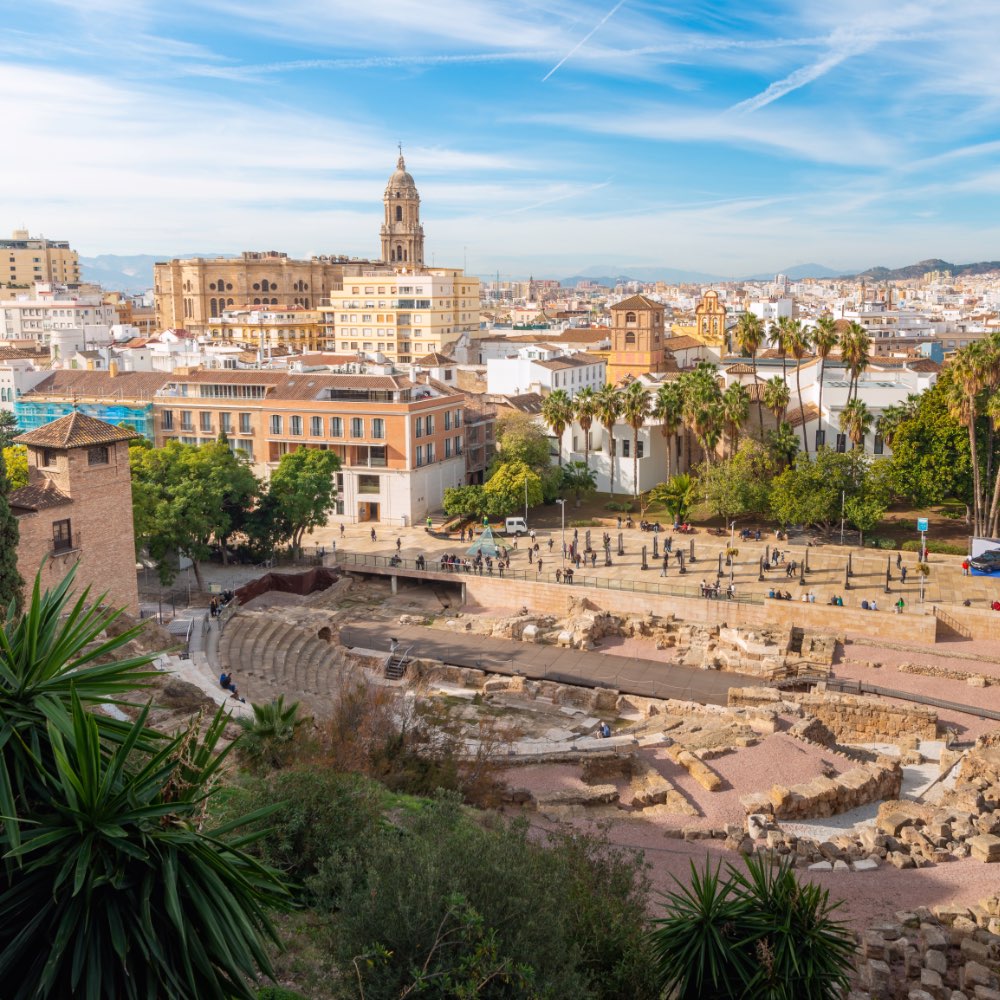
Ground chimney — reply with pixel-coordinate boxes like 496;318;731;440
109;359;119;378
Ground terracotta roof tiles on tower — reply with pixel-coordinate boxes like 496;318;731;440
610;294;662;311
14;411;137;449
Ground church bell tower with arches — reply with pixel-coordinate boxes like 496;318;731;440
380;148;425;267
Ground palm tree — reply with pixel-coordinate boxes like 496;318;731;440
813;315;839;448
649;473;697;524
595;384;623;496
236;695;305;773
721;382;750;457
772;316;794;389
561;460;598;504
767;421;800;469
875;397;917;451
540;388;573;466
840;322;870;403
679;368;722;467
652;381;684;479
573;386;598;471
762;377;790;425
621;380;652;498
839;398;873;450
734;312;766;431
948;344;991;534
785;319;812;456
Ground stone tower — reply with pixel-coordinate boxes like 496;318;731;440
380;150;425;267
607;294;666;382
694;289;726;349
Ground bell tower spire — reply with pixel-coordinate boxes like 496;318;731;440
380;149;424;267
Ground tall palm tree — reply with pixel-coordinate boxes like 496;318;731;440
767;421;800;469
573;386;598;471
621;380;652;498
734;312;766;431
595;383;623;496
762;376;790;425
652;381;684;478
812;315;839;449
721;382;750;457
679;366;722;468
785;319;812;456
839;398;872;451
840;322;870;403
540;388;573;466
772;316;794;389
948;344;991;534
875;397;917;451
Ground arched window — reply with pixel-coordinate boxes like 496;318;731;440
395;206;403;222
397;244;403;261
253;297;261;305
625;311;636;324
390;248;395;261
209;298;217;317
625;332;636;346
271;297;278;305
261;279;270;293
227;298;234;306
403;248;408;262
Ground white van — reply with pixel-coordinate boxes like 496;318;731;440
505;517;528;535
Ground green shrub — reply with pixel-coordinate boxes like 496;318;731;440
605;500;634;513
901;539;967;555
321;793;658;999
865;537;899;550
568;518;601;527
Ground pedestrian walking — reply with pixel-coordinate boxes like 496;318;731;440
548;537;554;551
660;555;669;578
370;527;376;542
896;552;902;570
528;548;534;564
396;537;402;552
537;558;543;575
900;565;907;583
340;523;345;537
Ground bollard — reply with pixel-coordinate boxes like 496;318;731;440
844;563;851;590
689;538;695;561
641;545;648;570
886;555;893;583
585;529;591;553
717;552;723;577
847;551;854;577
758;556;765;582
652;536;659;559
618;532;624;556
799;558;806;586
765;544;770;564
804;547;810;572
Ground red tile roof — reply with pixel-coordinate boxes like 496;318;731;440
14;412;137;449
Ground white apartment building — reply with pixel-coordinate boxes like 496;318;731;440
748;298;794;322
0;285;117;351
486;347;605;399
0;361;49;414
322;267;480;365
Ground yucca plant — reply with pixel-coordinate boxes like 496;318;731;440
649;853;855;1000
0;566;294;998
237;695;306;773
0;567;162;853
0;695;292;999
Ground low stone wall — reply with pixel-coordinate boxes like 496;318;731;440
740;759;901;820
728;686;938;743
898;660;995;688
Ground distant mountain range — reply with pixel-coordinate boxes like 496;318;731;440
80;253;237;292
846;258;1000;281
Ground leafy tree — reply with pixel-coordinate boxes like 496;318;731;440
492;411;551;471
442;484;486;518
649;473;697;523
0;567;293;999
264;447;341;552
844;493;886;545
0;448;24;617
541;389;574;466
699;441;776;522
560;460;597;503
1;446;27;491
0;410;19;450
130;440;259;589
886;376;971;507
482;461;543;516
621;380;651;497
650;854;853;1000
236;695;306;774
769;448;865;530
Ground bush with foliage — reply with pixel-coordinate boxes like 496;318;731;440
901;539;967;555
0;568;293;999
649;853;854;1000
316;793;659;999
236;695;308;774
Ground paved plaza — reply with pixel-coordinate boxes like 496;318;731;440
308;519;992;615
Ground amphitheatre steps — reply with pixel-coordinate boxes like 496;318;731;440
219;610;349;714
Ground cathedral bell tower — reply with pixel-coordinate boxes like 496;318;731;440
380;149;425;267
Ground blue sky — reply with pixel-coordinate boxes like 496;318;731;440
2;0;999;277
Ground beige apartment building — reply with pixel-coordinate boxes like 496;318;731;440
321;268;480;364
206;304;326;354
153;369;467;525
1;230;80;291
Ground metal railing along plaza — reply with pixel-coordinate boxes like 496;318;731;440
333;550;766;606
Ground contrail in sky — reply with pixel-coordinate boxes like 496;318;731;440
542;0;627;82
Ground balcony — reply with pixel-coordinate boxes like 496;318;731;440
51;531;82;555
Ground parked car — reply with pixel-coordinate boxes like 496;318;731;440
970;549;1000;573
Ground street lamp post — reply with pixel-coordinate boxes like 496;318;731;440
524;476;528;524
556;499;566;567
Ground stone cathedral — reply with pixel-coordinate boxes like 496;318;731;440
380;151;425;267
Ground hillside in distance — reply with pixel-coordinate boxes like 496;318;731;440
851;258;1000;281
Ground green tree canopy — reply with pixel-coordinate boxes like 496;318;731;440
2;445;27;492
769;447;866;530
492;411;551;471
649;473;697;523
130;439;259;588
263;447;341;551
482;460;543;516
442;483;486;518
0;410;19;451
560;460;597;503
699;440;777;522
0;447;23;616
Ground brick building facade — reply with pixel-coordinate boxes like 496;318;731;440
11;413;139;614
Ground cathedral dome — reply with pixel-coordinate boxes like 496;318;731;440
386;154;417;194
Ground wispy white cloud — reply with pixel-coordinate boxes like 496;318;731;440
542;0;627;82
